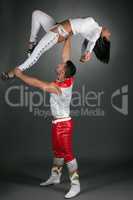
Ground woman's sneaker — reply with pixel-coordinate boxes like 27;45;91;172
1;72;15;81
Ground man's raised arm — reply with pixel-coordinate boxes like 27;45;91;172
13;68;61;95
61;35;72;63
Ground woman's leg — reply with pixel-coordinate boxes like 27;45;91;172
18;31;59;71
30;10;56;43
0;12;57;80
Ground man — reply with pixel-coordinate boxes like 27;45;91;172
12;36;80;199
1;10;111;81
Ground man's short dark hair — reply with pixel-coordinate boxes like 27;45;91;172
65;60;76;78
93;36;111;64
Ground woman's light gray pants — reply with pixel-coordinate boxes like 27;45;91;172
18;10;58;71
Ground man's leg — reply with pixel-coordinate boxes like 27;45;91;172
40;122;64;186
65;158;80;199
60;119;80;199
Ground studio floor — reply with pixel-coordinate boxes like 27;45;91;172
0;160;133;200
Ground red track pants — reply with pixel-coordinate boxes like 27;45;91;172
52;119;74;162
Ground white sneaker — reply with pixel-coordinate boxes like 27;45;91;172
40;175;61;186
65;172;80;198
40;166;62;186
65;183;80;198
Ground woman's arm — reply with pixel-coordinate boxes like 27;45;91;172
80;28;101;63
80;39;92;63
14;68;61;95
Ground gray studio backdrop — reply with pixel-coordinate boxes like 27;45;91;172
0;0;130;170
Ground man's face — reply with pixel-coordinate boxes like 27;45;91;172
56;63;66;78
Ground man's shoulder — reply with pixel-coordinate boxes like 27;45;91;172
53;77;75;88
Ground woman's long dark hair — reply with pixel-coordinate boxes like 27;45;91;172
93;36;110;64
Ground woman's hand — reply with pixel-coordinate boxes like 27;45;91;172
80;52;92;63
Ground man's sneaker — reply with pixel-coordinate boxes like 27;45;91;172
27;42;38;57
40;166;62;186
65;172;80;199
1;72;15;81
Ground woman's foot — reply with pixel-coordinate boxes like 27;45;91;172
1;71;15;81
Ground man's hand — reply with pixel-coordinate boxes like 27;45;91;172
80;52;92;63
13;68;23;77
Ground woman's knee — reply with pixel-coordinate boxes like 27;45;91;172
32;10;43;18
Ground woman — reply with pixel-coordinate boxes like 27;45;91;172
1;10;111;80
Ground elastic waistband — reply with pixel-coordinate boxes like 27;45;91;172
57;25;69;38
68;19;75;35
52;117;71;124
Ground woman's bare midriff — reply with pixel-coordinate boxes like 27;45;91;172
50;19;73;43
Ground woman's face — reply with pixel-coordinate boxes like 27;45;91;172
102;28;111;41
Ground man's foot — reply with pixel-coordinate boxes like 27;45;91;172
40;166;62;186
40;175;61;186
65;184;80;199
1;72;15;81
27;42;38;57
65;172;80;199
